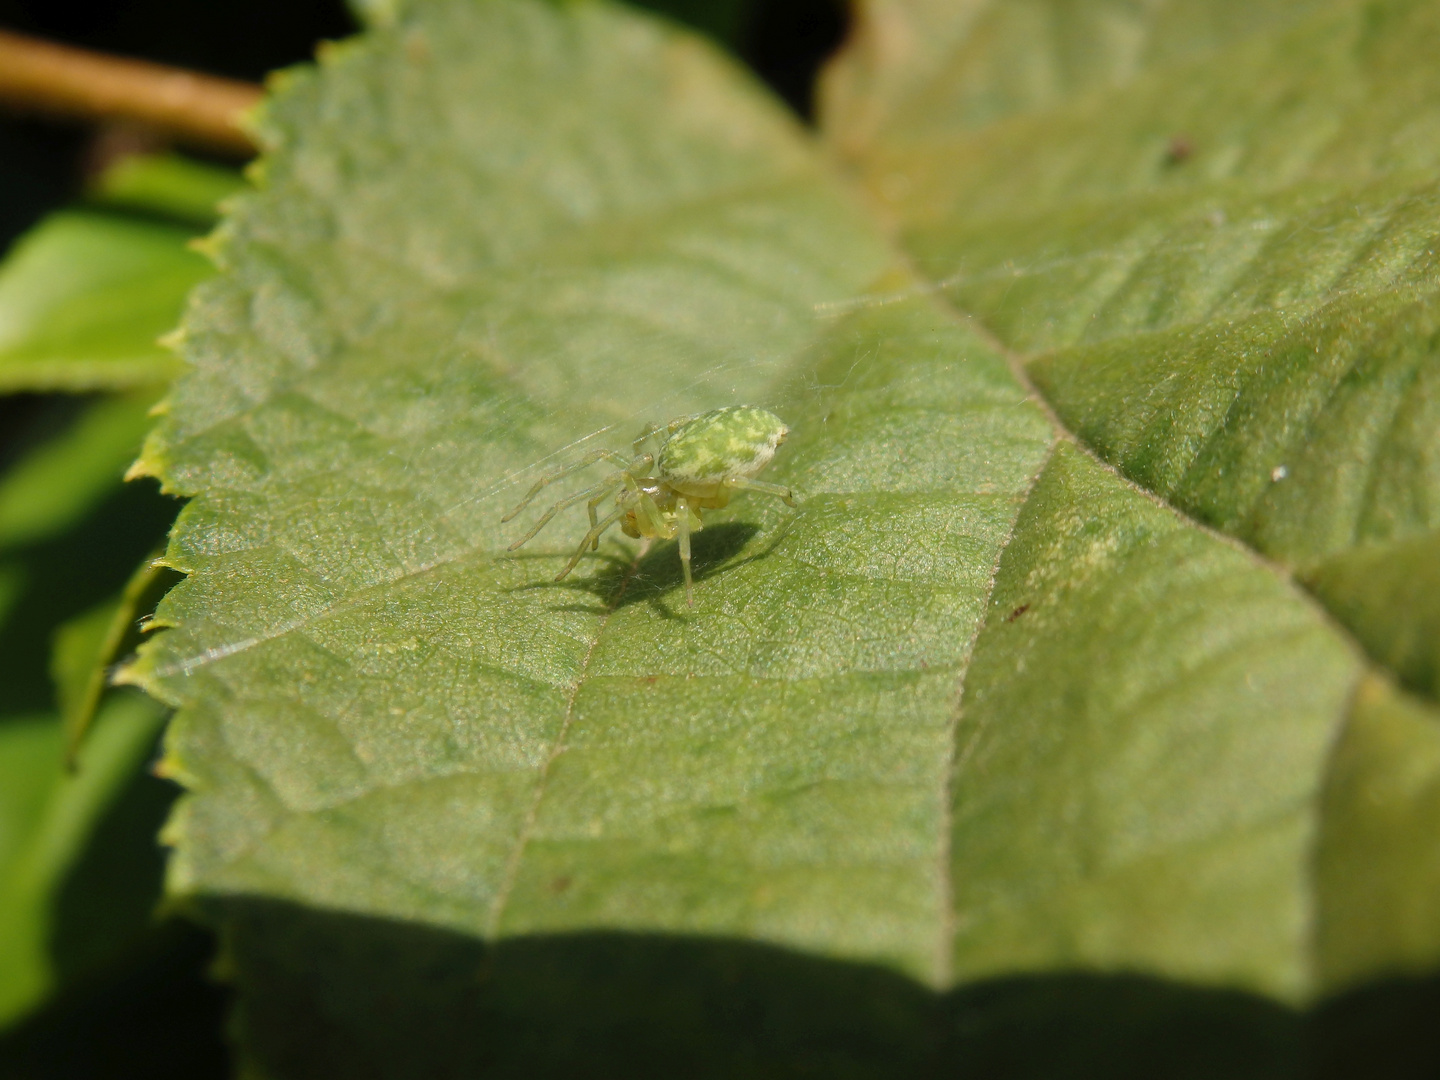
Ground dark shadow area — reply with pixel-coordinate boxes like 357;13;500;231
619;521;766;610
0;724;229;1079
0;121;85;254
197;896;1434;1080
0;0;354;83
0;921;230;1080
1313;973;1440;1080
512;521;765;615
599;520;762;611
740;0;847;120
50;715;176;985
940;975;1304;1080
0;394;88;475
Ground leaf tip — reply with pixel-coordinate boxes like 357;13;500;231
242;158;269;190
157;326;187;352
123;455;158;483
109;656;146;692
186;232;224;262
151;751;182;781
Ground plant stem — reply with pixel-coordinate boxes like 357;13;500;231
0;28;261;156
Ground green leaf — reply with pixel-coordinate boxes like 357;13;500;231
0;393;178;721
823;0;1440;697
0;211;209;393
88;153;249;229
819;0;1440;1004
52;556;170;766
124;0;1440;1069
1317;676;1440;992
49;604;115;763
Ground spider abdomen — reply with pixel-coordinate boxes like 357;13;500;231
657;405;789;495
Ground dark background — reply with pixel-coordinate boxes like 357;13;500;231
0;0;846;255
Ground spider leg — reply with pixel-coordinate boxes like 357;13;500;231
502;449;649;522
675;495;694;607
631;424;663;457
586;488;615;549
508;476;623;550
724;476;796;506
556;506;627;581
635;489;674;538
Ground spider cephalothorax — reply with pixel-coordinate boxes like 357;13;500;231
502;405;795;606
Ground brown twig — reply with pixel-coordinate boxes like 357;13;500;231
0;28;262;155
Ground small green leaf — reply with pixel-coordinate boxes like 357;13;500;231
346;0;400;28
0;393;179;1033
50;605;115;764
0;212;208;393
88;153;249;229
52;555;169;766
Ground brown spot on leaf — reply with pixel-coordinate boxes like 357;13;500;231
1165;135;1194;164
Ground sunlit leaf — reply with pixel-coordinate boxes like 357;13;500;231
1316;676;1440;992
821;0;1440;1006
119;0;1440;1071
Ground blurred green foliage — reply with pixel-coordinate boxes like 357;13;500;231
0;150;233;1075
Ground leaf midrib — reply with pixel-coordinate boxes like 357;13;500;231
483;537;641;939
901;228;1386;975
894;160;1426;693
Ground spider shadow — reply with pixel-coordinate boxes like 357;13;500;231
514;521;763;617
585;521;762;616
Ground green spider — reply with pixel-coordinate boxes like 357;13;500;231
503;405;796;606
